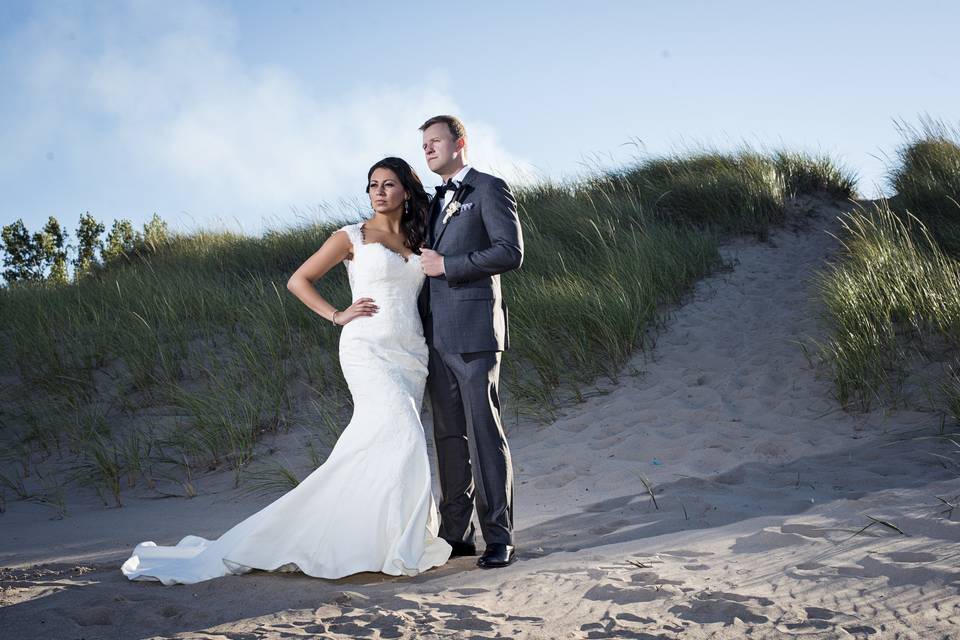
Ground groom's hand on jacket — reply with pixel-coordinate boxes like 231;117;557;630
420;249;445;277
441;177;523;286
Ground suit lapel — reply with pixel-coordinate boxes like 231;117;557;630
428;193;443;246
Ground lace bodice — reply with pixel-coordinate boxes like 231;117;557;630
339;222;424;304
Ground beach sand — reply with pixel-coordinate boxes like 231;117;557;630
2;197;959;638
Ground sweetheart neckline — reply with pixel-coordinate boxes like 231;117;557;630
362;241;420;263
358;222;419;263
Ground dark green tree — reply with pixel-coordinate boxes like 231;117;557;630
103;218;142;265
142;213;169;251
1;219;42;284
38;216;70;284
73;212;105;280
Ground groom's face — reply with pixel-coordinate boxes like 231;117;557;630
422;123;463;175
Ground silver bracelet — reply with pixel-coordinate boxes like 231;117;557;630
331;310;340;326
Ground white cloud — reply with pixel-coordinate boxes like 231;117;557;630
2;1;534;234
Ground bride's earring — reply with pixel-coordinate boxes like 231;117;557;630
404;199;410;216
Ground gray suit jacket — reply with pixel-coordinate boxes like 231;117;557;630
418;167;523;353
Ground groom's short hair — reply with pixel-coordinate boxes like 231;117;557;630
419;115;466;142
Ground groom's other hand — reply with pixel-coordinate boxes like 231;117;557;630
420;249;445;277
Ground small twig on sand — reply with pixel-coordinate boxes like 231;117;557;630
845;515;907;541
934;495;959;519
638;474;659;510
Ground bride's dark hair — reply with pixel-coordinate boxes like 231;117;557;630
365;157;430;254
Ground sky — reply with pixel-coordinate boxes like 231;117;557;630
2;0;958;238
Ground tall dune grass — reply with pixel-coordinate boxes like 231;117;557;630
773;151;859;200
817;203;960;410
817;119;960;419
890;118;960;255
0;148;855;502
617;152;786;235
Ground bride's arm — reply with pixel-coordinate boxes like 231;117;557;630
286;229;377;325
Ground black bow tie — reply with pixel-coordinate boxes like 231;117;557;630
435;180;459;197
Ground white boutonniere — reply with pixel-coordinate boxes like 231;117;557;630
442;200;461;225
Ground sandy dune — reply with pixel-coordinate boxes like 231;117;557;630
2;197;959;639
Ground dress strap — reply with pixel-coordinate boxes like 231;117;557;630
337;222;363;253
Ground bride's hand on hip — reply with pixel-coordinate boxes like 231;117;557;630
336;297;379;325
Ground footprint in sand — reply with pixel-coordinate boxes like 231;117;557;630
583;582;674;605
778;606;877;636
882;551;937;563
65;605;113;627
668;591;773;625
731;527;816;553
780;522;847;540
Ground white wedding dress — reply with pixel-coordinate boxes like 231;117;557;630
121;222;452;585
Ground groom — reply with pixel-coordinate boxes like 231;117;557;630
417;115;523;569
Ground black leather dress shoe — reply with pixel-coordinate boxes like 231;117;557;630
476;543;515;569
445;540;477;558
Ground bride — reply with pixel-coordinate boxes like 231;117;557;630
121;157;453;584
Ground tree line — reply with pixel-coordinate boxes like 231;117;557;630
0;212;169;287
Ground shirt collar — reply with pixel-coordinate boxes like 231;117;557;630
447;164;471;186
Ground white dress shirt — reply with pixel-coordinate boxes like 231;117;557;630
442;165;472;209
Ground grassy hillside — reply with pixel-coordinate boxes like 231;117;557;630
0;148;855;510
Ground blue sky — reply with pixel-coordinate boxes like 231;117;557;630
2;0;958;238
